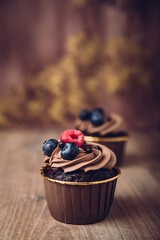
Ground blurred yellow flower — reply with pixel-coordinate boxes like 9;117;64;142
0;33;151;126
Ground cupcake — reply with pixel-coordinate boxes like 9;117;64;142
76;108;129;165
40;129;120;224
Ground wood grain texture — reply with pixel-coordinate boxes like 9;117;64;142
0;128;160;240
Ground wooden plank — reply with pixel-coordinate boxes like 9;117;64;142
0;129;160;240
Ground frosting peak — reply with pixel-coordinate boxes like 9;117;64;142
44;142;116;173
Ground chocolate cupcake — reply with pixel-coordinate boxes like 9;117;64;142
76;108;129;165
40;129;120;224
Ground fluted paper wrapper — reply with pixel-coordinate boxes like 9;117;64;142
84;134;129;166
40;165;120;225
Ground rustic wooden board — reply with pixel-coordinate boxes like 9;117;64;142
0;129;160;240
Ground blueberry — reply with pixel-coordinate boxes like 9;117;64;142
59;141;65;149
91;109;104;126
86;148;92;154
43;139;58;157
79;109;91;121
93;107;104;115
95;145;102;152
61;142;79;160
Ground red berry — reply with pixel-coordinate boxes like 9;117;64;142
60;129;84;147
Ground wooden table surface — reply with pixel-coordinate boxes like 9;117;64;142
0;128;160;240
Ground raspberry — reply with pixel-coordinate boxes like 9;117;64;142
60;129;84;147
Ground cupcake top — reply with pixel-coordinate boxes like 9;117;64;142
76;108;125;137
42;129;116;173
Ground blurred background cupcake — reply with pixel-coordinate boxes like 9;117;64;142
76;108;129;165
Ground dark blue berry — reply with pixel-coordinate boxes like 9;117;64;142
61;142;79;160
91;110;104;126
79;109;91;121
59;141;65;149
43;139;58;157
86;148;92;154
93;107;104;115
95;145;102;152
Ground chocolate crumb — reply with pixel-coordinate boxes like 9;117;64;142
44;165;117;182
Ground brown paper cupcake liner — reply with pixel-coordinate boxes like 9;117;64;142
84;135;129;166
40;165;121;225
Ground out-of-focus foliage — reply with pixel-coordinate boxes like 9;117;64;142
0;33;151;127
101;36;151;93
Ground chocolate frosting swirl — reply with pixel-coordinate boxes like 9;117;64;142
44;142;116;173
76;112;124;136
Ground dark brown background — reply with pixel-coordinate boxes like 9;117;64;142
0;0;160;128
